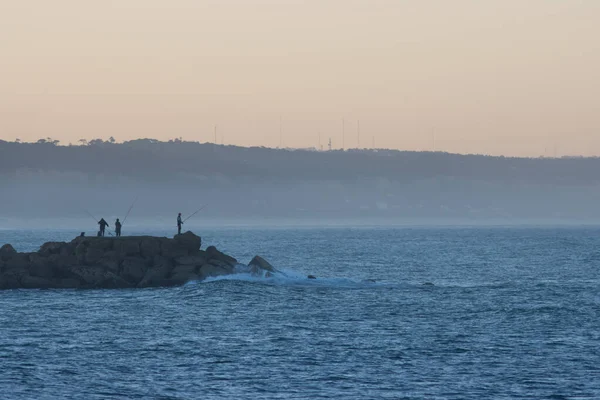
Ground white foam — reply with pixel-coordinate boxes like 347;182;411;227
198;267;389;289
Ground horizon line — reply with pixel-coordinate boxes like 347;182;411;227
1;137;597;161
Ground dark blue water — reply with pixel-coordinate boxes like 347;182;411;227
1;226;599;399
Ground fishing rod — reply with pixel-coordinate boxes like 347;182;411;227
81;208;114;237
183;205;207;223
121;196;138;226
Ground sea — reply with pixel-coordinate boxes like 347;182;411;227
0;225;599;400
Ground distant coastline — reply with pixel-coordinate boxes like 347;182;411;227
2;139;600;222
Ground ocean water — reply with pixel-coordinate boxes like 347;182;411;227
1;226;599;399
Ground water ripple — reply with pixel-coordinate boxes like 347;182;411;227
1;227;600;399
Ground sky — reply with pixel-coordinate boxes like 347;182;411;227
1;0;599;157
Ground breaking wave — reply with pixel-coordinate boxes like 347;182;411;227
191;265;390;289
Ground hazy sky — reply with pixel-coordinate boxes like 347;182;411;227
1;0;599;156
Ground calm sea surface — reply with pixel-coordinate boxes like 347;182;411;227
1;226;599;399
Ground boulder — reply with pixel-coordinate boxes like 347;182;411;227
138;256;173;288
160;240;189;259
120;257;148;285
199;263;231;279
207;259;235;271
140;238;162;258
0;232;275;290
92;250;122;273
55;278;83;289
169;263;203;284
68;265;108;285
174;253;207;267
28;254;55;278
59;244;76;257
98;274;131;289
87;238;114;251
153;277;192;288
38;242;68;257
248;255;276;273
48;253;78;267
206;246;237;266
152;255;174;270
75;242;88;263
68;265;129;289
174;231;202;254
85;247;106;265
115;238;141;257
4;253;31;271
96;258;120;275
0;244;17;261
20;275;59;289
0;270;24;289
170;264;199;282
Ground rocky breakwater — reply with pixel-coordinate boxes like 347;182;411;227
0;231;276;290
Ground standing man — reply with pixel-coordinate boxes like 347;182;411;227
177;213;183;235
98;218;109;237
115;218;122;237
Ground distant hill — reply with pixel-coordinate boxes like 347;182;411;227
1;139;600;223
1;138;600;185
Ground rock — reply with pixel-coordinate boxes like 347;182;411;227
93;251;121;274
140;238;162;258
96;258;120;275
174;231;202;254
87;238;113;251
138;256;173;288
4;253;31;271
85;247;106;265
38;242;67;256
28;254;55;278
20;275;59;289
0;232;265;290
170;264;199;283
99;274;131;289
174;253;207;267
68;265;129;289
207;259;234;271
115;238;140;257
55;278;82;289
153;255;174;270
67;265;106;286
0;244;17;261
206;246;237;266
59;244;76;257
75;242;88;263
152;277;191;288
160;240;189;259
248;255;276;273
0;270;24;289
199;263;231;280
48;253;78;267
120;257;148;285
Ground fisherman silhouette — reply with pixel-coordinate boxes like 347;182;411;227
177;213;183;235
115;218;122;237
98;218;109;237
